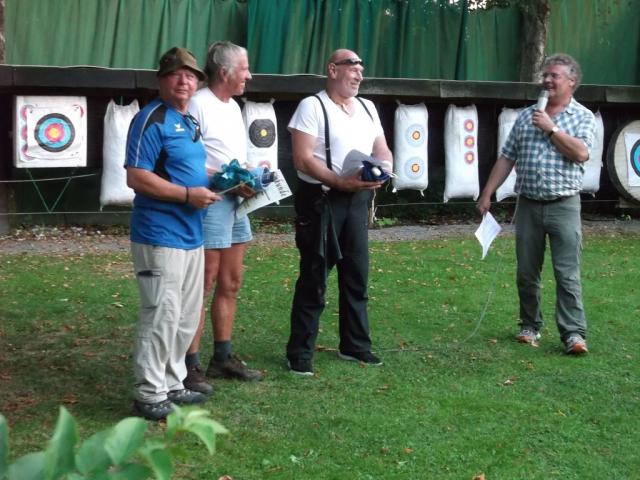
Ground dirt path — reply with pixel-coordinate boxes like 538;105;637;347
1;217;638;255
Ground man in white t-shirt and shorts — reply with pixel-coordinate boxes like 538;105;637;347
286;49;393;375
185;41;263;394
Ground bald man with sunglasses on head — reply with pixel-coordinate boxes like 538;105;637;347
286;49;393;376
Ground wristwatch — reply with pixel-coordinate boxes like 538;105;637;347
548;125;560;138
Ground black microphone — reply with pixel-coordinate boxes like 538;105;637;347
536;89;549;111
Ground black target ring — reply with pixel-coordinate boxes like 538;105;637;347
248;119;276;148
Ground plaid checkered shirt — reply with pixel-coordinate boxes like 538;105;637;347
501;97;596;201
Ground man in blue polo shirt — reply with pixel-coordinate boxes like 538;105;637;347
478;53;596;355
126;47;220;420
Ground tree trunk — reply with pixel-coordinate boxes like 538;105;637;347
518;0;551;82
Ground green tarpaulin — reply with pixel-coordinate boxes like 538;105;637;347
4;0;639;85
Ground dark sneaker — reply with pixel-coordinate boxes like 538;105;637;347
565;334;588;354
133;399;174;421
183;364;214;395
516;328;541;346
167;388;207;405
287;357;314;376
337;350;383;366
206;354;264;381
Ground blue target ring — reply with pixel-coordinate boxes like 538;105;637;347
405;124;425;147
631;139;640;178
403;156;425;179
34;113;75;152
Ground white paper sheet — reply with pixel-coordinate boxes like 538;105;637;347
475;212;502;259
235;169;292;218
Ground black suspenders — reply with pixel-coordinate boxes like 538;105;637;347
313;94;373;172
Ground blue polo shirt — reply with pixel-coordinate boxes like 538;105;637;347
125;98;208;249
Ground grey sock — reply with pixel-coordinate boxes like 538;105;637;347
214;341;231;362
185;352;200;368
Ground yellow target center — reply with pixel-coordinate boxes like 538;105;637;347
48;126;62;140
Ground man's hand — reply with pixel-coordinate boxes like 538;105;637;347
476;194;491;215
188;187;221;209
337;170;384;192
532;110;554;134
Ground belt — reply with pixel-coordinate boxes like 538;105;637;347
522;195;574;204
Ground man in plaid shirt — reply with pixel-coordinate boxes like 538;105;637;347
477;53;596;355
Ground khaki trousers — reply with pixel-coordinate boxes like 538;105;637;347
131;243;204;403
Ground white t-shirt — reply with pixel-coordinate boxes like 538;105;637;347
188;87;249;173
287;90;384;184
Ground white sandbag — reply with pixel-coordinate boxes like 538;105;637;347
443;104;479;202
99;99;138;207
581;111;603;194
496;107;523;202
392;102;429;193
242;99;278;170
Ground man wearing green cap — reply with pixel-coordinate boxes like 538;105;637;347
126;47;220;420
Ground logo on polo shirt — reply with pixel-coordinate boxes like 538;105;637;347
174;123;185;133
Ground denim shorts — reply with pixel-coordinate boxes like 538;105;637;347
202;195;252;249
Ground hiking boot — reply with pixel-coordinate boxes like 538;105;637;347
337;350;383;366
565;334;588;354
287;357;314;376
167;388;207;405
133;399;174;421
183;364;214;395
206;354;264;381
516;328;541;346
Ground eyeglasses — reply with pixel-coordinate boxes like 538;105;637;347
184;113;202;143
332;58;364;67
540;72;567;81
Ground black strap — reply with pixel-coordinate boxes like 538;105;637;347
355;97;373;121
313;94;332;170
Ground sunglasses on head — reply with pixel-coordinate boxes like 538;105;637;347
333;58;364;67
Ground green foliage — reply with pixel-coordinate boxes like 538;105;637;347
373;217;397;228
1;406;226;480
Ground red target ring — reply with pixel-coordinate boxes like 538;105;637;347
464;151;475;164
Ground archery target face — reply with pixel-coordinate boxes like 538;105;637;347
464;135;475;148
464;151;475;164
631;139;640;178
404;156;426;179
34;113;76;152
14;96;87;168
464;119;475;132
248;119;276;148
405;124;426;147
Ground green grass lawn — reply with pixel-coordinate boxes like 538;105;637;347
1;232;639;479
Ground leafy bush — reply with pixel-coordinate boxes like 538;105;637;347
0;406;227;480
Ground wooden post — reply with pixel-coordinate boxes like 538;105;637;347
0;0;9;234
